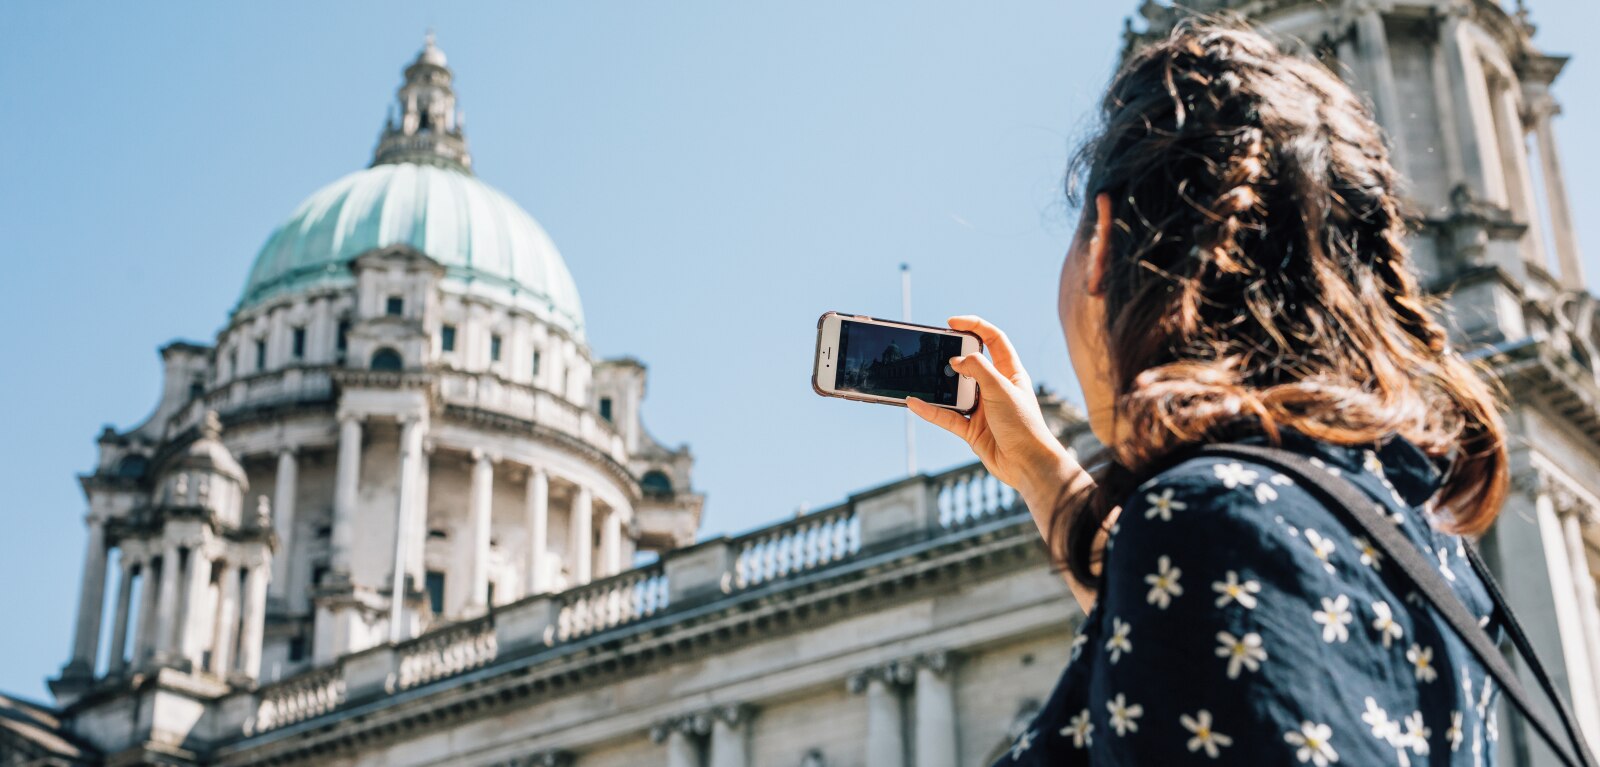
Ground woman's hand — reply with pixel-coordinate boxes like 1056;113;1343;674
906;316;1089;519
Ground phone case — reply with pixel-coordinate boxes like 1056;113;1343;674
811;311;982;416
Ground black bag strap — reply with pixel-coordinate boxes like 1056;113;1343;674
1200;443;1599;767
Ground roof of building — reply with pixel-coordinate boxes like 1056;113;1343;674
0;692;98;764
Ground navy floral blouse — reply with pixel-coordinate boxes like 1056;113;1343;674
998;431;1502;766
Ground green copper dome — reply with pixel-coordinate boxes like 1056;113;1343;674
237;162;585;338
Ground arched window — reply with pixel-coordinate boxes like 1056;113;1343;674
371;348;404;372
640;470;674;497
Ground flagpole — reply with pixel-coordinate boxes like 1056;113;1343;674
901;263;916;476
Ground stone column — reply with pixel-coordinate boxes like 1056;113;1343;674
1530;95;1585;289
211;562;239;675
850;669;907;767
526;468;550;595
270;448;298;605
570;485;593;584
133;552;161;668
181;550;215;669
154;542;183;663
600;505;623;577
1536;488;1600;742
709;705;752;767
66;518;109;676
1439;8;1506;204
665;728;697;767
106;555;138;675
1490;82;1545;269
467;450;494;613
332;414;363;575
238;559;269;680
915;652;959;767
1353;1;1409;175
1562;509;1600;739
389;416;425;642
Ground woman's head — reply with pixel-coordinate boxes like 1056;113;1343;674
1056;18;1508;586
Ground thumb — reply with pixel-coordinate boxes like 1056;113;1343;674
950;353;1009;396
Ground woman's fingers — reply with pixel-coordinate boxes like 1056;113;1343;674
948;315;1024;381
950;351;1010;395
906;397;969;440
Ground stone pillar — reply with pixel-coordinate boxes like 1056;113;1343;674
1561;509;1600;744
570;485;593;584
238;560;269;680
850;669;907;767
270;448;298;605
709;705;752;767
526;468;550;595
154;542;183;663
181;550;215;669
211;562;239;676
600;505;623;577
389;416;425;642
467;450;494;613
1440;8;1506;204
66;518;109;676
664;728;696;767
1535;488;1600;742
1353;2;1409;175
409;442;431;586
133;553;161;668
1490;82;1545;269
915;652;959;767
106;555;138;675
1530;95;1585;289
332;414;363;575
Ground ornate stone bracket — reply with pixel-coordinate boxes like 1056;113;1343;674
648;703;753;743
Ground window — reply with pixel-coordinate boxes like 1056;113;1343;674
116;455;150;479
288;636;306;662
490;334;503;362
336;320;350;354
371;348;403;371
425;571;445;615
188;378;205;401
641;470;673;497
531;349;541;377
441;324;457;352
312;565;329;586
599;397;613;422
386;296;404;316
255;339;267;371
291;327;306;359
487;582;497;607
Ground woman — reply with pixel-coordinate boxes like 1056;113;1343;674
907;18;1510;765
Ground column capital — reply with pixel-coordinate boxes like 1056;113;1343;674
714;703;755;726
649;712;709;742
277;444;299;458
337;410;366;425
916;648;957;676
470;448;498;466
847;658;917;693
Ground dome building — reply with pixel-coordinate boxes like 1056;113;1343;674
50;34;704;703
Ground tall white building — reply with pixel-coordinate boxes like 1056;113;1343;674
2;3;1597;766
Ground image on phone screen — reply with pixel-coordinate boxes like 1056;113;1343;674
834;319;966;405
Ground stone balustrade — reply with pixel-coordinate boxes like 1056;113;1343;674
228;459;1022;740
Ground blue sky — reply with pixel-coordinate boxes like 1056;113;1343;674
1;1;1595;700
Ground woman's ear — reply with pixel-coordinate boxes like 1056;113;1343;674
1086;192;1113;297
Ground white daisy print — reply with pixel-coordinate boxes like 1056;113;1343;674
1181;710;1233;758
1437;548;1457;582
1145;487;1186;521
1407;644;1437;683
1145;556;1183;609
1363;450;1384;475
1270;473;1294;486
1284;720;1340;766
1403;711;1430;755
1010;728;1036;760
1255;482;1279;503
1371;600;1404;648
1215;631;1267;679
1313;595;1354;643
1352;536;1383;570
1106;617;1132;663
1106;693;1143;736
1213;462;1259;488
1361;698;1399;742
1212;570;1261;609
1070;632;1088;662
1304;529;1337;573
1447;711;1463;752
1308;456;1343;476
1486;711;1498;742
1477;676;1493;718
1061;709;1093;748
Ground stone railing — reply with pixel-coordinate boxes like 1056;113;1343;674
389;616;498;693
731;503;858;590
168;367;336;437
437;370;623;459
550;564;670;644
224;459;1026;741
243;664;346;737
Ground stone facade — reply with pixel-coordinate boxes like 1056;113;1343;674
5;2;1600;766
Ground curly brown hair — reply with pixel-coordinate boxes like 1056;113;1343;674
1058;17;1508;589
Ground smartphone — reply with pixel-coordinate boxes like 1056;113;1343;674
812;312;982;414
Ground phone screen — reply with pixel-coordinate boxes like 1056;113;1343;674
834;319;967;405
